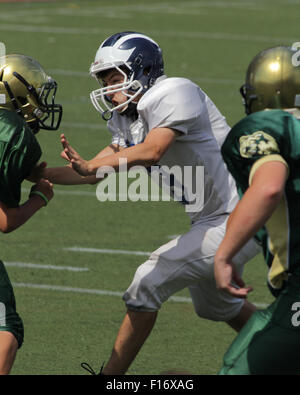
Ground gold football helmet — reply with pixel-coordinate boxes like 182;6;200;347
240;46;300;114
0;54;62;133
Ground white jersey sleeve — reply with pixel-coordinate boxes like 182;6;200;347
137;77;205;134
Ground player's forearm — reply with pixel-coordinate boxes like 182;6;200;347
44;166;98;185
218;186;282;261
220;161;287;260
86;143;162;175
0;196;45;233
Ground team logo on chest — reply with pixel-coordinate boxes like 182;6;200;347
239;131;279;158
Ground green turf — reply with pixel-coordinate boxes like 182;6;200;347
0;0;294;375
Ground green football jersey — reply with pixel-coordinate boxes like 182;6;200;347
0;108;42;208
221;109;300;295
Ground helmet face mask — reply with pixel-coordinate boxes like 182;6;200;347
90;32;164;120
91;64;143;120
241;46;300;115
239;83;258;115
0;54;62;133
33;77;62;132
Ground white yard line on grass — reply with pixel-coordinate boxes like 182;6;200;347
12;282;191;303
21;187;163;200
61;122;105;131
22;187;96;197
0;2;270;21
0;24;296;44
12;282;269;308
4;261;88;272
48;68;242;86
62;246;270;308
64;247;151;256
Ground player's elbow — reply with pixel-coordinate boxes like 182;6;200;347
0;221;13;234
2;227;13;234
89;179;98;185
0;209;18;233
0;216;17;233
88;176;99;185
262;184;284;204
146;144;164;165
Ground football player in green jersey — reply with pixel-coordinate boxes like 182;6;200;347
214;46;300;374
0;54;62;374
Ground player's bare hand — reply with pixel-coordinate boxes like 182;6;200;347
26;161;47;183
60;133;90;176
214;255;253;298
30;179;54;203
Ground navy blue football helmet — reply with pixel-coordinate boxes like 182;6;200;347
89;32;164;120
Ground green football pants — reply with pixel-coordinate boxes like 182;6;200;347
219;280;300;375
0;261;24;348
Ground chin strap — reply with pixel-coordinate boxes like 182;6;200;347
102;102;138;121
120;102;138;119
3;81;21;113
102;110;113;121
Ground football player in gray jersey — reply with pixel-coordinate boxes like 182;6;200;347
42;32;261;375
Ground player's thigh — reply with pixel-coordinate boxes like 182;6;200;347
150;215;229;269
123;219;227;311
187;236;261;322
124;217;259;312
189;278;244;322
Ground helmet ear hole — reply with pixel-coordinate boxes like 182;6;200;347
17;96;27;105
143;66;151;76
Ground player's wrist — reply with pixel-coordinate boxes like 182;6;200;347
215;251;230;262
29;190;49;207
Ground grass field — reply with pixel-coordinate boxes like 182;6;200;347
0;0;298;375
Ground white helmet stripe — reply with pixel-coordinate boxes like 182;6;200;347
101;33;159;49
93;46;135;71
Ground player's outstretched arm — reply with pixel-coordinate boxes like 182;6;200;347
61;128;179;176
28;136;125;185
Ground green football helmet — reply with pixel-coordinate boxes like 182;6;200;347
0;54;62;133
240;46;300;114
